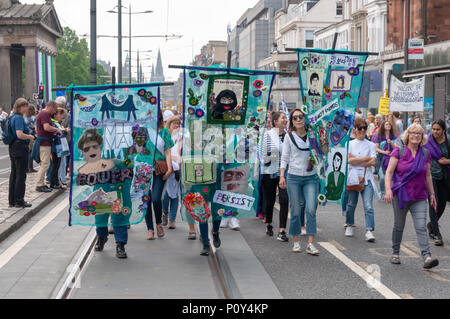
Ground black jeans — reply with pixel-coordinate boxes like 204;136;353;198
50;151;61;187
262;174;289;229
9;141;29;205
429;178;448;235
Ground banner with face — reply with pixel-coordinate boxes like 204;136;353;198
296;49;369;205
68;83;161;227
180;65;276;223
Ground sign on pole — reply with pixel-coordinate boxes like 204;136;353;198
33;93;39;101
408;38;424;60
378;97;390;115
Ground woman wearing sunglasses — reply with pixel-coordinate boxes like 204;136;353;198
345;117;377;242
279;109;319;255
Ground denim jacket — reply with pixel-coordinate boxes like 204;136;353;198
32;136;53;163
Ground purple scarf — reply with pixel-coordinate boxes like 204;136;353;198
424;134;450;177
377;133;395;171
391;147;425;210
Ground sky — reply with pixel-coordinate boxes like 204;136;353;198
21;0;259;81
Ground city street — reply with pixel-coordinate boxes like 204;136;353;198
0;184;448;299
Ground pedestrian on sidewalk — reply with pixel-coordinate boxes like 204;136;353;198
344;117;378;242
78;129;130;259
279;108;320;255
8;98;35;208
375;120;398;200
145;110;174;240
161;115;184;231
33;101;62;193
260;111;289;242
424;120;450;246
55;97;70;185
384;123;439;270
51;107;70;189
24;104;37;173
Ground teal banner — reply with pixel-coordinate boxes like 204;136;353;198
296;49;369;205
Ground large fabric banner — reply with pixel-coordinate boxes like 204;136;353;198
68;83;162;226
179;65;276;223
296;49;369;205
389;76;425;112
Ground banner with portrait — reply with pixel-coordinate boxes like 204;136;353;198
178;65;276;223
296;49;369;205
68;83;162;226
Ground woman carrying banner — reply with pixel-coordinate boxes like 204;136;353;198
261;111;290;242
345;117;377;242
279;109;319;255
375;120;398;199
384;123;439;269
145;110;174;240
424;120;450;246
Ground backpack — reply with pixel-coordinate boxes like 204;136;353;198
1;115;16;145
398;139;428;160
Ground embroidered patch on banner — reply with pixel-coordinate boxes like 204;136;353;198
212;190;255;212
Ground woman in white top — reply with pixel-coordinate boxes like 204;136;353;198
345;117;377;242
279;109;320;255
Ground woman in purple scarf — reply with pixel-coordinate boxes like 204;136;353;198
424;120;450;246
375;121;397;198
385;123;439;270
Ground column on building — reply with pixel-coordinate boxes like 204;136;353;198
24;45;37;102
0;46;12;111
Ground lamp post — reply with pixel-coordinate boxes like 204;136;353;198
125;50;152;83
108;5;153;84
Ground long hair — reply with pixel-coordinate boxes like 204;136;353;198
288;108;305;133
377;120;394;141
431;119;450;152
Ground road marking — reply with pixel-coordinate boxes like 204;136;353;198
0;155;9;160
330;240;346;251
0;200;67;270
399;294;415;299
319;242;401;299
356;261;381;279
400;245;420;258
424;269;450;283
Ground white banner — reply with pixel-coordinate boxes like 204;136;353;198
213;190;255;211
389;76;425;112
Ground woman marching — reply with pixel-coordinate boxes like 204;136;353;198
375;120;398;199
279;109;320;255
385;123;439;269
261;111;290;242
424;120;450;246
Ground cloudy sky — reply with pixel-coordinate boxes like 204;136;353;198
21;0;258;81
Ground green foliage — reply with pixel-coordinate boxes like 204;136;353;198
56;27;108;86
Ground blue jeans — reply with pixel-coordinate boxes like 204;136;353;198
162;191;179;222
345;181;375;231
199;219;221;246
145;173;165;230
378;167;385;195
286;174;319;236
95;214;128;244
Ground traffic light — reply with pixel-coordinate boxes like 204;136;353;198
38;85;45;99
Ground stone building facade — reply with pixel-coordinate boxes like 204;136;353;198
0;0;63;110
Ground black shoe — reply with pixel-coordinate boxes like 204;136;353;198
212;232;221;248
9;203;15;208
277;231;289;242
427;222;437;240
116;243;127;259
200;244;210;256
50;184;63;190
36;186;52;193
434;232;444;246
15;202;32;208
266;224;274;237
94;237;108;252
423;258;439;270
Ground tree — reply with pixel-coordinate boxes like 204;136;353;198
56;27;108;86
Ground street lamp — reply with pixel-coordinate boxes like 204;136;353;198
125;50;152;83
108;4;154;84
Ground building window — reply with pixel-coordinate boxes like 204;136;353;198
357;26;362;51
305;30;314;48
336;1;343;16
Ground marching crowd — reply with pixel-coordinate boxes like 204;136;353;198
3;97;448;270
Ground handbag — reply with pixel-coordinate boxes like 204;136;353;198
346;167;366;192
154;160;168;176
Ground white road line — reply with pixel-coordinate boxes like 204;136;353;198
319;242;401;299
0;155;9;160
0;200;68;270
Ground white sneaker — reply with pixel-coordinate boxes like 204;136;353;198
229;217;240;231
345;226;354;237
220;218;229;228
365;231;375;242
306;243;319;255
292;241;301;253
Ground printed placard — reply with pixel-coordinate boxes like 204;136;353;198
308;99;340;126
389;76;425;112
213;190;255;211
